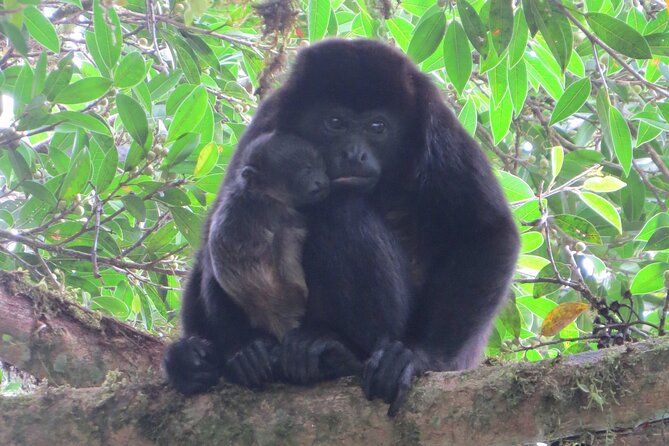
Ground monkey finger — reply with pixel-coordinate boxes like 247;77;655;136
228;356;251;388
247;343;272;383
374;344;410;402
237;350;263;388
253;340;275;380
306;339;327;382
362;348;385;400
387;362;415;417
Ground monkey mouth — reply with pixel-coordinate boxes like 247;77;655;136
331;176;377;187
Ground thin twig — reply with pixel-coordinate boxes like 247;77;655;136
511;335;601;353
633;160;668;212
92;191;102;279
120;212;170;257
556;1;669;98
644;145;669;184
0;229;187;276
660;289;669;336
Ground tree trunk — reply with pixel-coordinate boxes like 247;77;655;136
1;272;668;445
2;337;669;446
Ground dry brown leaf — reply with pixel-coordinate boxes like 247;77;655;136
540;302;590;337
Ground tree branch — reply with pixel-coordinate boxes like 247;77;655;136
0;272;164;387
1;337;668;445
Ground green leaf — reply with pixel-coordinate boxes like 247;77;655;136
92;296;129;319
552;214;602;244
55;77;112;104
154;188;191;207
116;94;149;147
167;86;208;143
165;133;201;168
170;207;202;247
636;122;662;147
114;52;147;88
489;56;508;106
608;107;632;177
550;146;564;179
33;51;47;95
586;13;652;59
508;59;527;115
8;149;31;182
183;33;221;73
194;143;219;176
13;64;34;110
23;6;60;53
43;65;73;102
84;30;108;77
457;98;477;136
93;0;119;69
583;176;626;193
596;88;612;149
549;78;591;125
630;110;669;132
60;150;91;200
496;170;534;202
51;111;111;137
490;94;513;144
636;213;669;242
400;0;431;16
520;231;544;253
509;11;529;67
444;21;472;95
533;263;571;298
173;42;201;85
645;32;669;57
577;191;622;234
1;22;29;57
630;263;669;294
524;0;572;71
646;228;669;251
457;0;489;57
166;84;197;116
407;7;446;64
21;180;57;207
489;0;513;54
621;170;645;223
308;0;331;42
521;0;538;36
525;53;563;100
387;17;413;51
94;147;117;194
121;193;146;222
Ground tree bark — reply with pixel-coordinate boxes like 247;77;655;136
0;272;164;387
1;337;669;446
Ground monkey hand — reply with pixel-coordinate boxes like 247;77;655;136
223;337;279;389
280;327;362;384
363;340;422;417
163;336;220;395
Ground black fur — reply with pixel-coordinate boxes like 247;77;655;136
164;39;519;414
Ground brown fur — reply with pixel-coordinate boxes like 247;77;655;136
207;132;328;339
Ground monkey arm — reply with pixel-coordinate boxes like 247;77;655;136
407;88;520;369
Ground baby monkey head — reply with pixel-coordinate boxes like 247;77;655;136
241;132;330;207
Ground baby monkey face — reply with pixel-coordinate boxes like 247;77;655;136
245;133;330;206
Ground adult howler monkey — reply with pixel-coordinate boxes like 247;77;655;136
164;39;519;415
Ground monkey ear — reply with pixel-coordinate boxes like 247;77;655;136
241;166;258;181
239;166;258;183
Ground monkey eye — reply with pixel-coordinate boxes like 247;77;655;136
369;120;386;134
325;116;346;131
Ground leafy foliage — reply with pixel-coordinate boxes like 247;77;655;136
0;0;668;361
